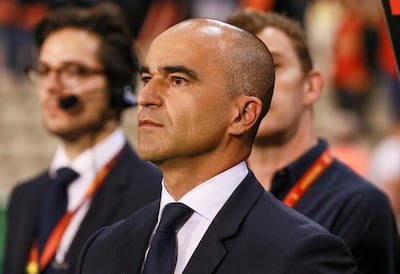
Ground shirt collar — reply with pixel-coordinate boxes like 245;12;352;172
286;138;328;181
159;161;249;222
49;127;126;178
271;138;329;194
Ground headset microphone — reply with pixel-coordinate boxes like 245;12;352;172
58;85;137;110
59;95;79;109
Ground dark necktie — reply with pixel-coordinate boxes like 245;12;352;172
142;202;194;274
38;167;79;273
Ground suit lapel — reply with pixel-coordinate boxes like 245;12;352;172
6;171;50;274
120;201;159;273
183;226;226;274
184;172;265;274
66;145;132;263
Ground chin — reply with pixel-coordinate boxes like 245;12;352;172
44;122;80;141
137;147;157;161
254;131;288;146
44;124;64;136
138;147;169;166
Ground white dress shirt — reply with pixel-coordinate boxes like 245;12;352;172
155;161;249;274
49;127;126;263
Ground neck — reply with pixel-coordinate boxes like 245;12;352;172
62;120;118;160
160;141;250;201
248;122;317;190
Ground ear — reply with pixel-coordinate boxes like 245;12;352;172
302;69;324;106
228;96;262;136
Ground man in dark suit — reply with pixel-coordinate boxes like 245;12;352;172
3;3;161;274
227;9;400;274
77;18;356;273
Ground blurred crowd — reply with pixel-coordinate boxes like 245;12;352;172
0;1;399;273
0;0;399;223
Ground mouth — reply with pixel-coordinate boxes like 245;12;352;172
43;100;61;112
138;118;162;127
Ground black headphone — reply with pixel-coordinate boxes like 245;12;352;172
108;52;139;111
108;85;137;110
58;86;137;111
60;53;138;111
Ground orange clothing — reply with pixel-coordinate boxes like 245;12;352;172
240;0;275;10
332;11;374;93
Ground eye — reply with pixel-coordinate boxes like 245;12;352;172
61;63;104;80
141;74;152;85
63;64;87;78
170;76;187;86
36;65;51;76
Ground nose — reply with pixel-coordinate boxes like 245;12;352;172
41;70;64;94
137;78;163;108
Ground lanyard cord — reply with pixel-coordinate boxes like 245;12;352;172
26;149;122;274
283;148;334;208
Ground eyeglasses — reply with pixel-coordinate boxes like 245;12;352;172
25;62;105;87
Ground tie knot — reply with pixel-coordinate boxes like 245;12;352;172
55;167;79;188
157;203;194;233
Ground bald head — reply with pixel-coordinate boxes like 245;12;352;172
151;18;275;120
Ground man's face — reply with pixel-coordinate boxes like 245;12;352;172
255;27;308;144
37;28;109;140
137;24;234;165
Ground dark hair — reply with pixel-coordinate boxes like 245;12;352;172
35;2;138;94
227;8;313;74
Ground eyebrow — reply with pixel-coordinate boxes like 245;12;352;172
140;66;150;74
140;65;199;80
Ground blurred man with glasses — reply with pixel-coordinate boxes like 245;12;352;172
3;3;161;274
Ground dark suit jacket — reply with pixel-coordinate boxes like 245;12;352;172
3;142;162;274
77;172;357;274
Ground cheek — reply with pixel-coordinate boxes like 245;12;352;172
263;87;302;130
71;92;110;123
80;81;109;108
257;116;270;133
274;70;305;106
39;87;53;105
274;74;296;95
87;94;110;112
275;65;304;88
38;88;45;100
171;99;207;134
178;95;228;135
268;88;288;115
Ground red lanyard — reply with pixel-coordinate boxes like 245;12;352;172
283;148;334;208
26;150;122;274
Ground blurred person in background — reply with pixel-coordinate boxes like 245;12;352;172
368;118;400;232
240;0;310;25
330;0;383;134
45;0;158;41
376;2;400;125
0;0;164;80
187;0;238;20
134;0;188;58
0;0;47;80
134;0;314;58
3;3;161;274
227;8;400;274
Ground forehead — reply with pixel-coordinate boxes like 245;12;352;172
39;28;101;65
256;27;297;60
143;21;232;72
